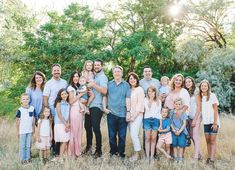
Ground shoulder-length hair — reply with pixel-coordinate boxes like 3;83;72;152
39;106;53;127
28;71;46;90
146;86;158;101
68;71;80;90
199;79;211;101
170;74;184;91
184;76;196;97
127;72;140;87
54;88;69;108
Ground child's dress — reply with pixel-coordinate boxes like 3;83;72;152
36;119;51;150
54;101;70;142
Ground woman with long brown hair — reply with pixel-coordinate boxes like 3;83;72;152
26;71;46;120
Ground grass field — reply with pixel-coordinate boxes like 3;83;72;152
0;114;235;170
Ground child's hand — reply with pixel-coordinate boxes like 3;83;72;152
174;130;180;136
103;108;111;114
65;127;70;133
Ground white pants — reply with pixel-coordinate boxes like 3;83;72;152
129;115;143;151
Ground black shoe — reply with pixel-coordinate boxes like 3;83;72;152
82;147;92;155
206;158;211;164
93;151;102;158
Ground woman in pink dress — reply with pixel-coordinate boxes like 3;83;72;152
67;71;85;158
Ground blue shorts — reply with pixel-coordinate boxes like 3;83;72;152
172;132;186;148
143;118;160;131
204;124;218;135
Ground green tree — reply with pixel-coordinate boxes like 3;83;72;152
180;0;233;48
101;0;181;78
23;3;108;80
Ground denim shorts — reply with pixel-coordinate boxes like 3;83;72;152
204;124;219;135
143;118;160;131
172;132;186;148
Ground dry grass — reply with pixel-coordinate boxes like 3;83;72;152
0;115;235;170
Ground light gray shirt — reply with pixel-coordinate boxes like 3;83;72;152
43;78;67;108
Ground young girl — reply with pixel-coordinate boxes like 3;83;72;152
156;106;172;159
35;107;53;163
81;60;94;83
196;80;220;164
170;97;188;162
54;88;70;159
184;76;202;160
143;86;162;162
16;93;35;164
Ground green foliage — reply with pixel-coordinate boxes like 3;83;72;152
0;0;235;118
0;91;19;118
196;48;235;111
22;3;108;80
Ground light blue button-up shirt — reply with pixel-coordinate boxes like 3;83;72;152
54;101;70;124
89;71;108;110
107;79;131;118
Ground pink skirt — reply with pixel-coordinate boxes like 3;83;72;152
54;124;70;142
35;136;51;150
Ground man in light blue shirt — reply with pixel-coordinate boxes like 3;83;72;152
103;65;131;158
140;66;160;94
84;59;108;158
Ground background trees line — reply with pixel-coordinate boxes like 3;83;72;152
0;0;234;116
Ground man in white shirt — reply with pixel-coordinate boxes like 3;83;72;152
43;64;67;156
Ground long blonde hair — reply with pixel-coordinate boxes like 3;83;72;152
82;60;93;72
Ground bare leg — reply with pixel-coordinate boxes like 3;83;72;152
173;147;178;159
178;147;184;158
166;144;171;155
205;134;211;159
60;142;67;157
145;130;151;159
156;141;171;158
150;131;157;159
210;135;217;161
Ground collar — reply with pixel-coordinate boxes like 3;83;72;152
111;79;124;85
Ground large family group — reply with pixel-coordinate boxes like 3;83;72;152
16;59;220;166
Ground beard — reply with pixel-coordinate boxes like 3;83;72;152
94;69;102;73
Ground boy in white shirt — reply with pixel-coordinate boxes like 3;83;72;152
16;93;35;164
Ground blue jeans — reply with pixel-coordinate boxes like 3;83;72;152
19;133;32;161
107;113;127;157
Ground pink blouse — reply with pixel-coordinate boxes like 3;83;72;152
165;91;180;110
130;86;145;116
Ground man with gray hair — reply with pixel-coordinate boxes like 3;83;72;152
103;65;131;158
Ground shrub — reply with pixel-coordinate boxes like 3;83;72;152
196;48;235;112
